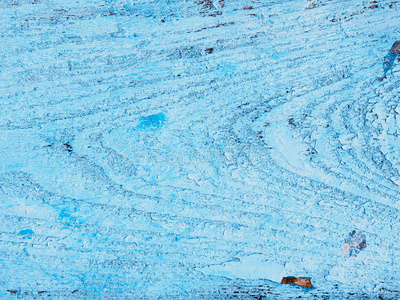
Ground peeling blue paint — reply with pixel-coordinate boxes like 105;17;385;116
136;113;167;131
19;229;34;236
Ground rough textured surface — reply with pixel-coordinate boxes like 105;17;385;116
1;0;400;298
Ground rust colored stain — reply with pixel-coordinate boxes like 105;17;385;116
281;277;313;289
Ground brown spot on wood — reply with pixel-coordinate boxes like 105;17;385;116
281;277;313;289
243;6;253;10
7;290;17;294
205;48;214;54
368;4;378;8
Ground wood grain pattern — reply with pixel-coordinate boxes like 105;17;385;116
1;0;400;298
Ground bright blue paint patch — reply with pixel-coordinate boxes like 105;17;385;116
216;64;237;75
58;207;82;227
271;53;286;60
136;113;166;131
59;208;71;219
19;229;34;235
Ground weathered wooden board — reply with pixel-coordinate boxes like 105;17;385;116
1;0;400;298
